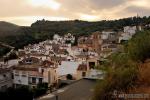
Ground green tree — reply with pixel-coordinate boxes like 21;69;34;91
127;30;150;62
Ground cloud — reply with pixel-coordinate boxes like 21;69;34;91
124;6;150;17
79;14;99;21
28;0;61;10
0;0;149;25
87;0;126;9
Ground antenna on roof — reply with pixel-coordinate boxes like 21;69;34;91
137;13;139;18
136;13;142;31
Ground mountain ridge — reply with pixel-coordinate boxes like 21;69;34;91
0;21;20;37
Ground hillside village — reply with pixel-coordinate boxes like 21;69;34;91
0;25;144;99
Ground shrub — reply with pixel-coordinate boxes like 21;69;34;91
127;30;150;62
33;83;48;98
0;86;33;100
93;66;138;100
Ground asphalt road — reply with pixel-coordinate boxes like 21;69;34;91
38;79;96;100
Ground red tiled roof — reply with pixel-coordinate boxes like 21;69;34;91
13;67;38;71
42;60;54;66
19;57;40;65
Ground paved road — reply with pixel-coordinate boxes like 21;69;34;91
38;79;96;100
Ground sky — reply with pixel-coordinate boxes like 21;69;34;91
0;0;150;26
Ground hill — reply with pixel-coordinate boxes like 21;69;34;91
0;21;20;37
0;16;150;57
30;16;150;38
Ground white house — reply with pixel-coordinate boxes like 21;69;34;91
56;61;82;80
13;57;58;88
124;26;137;35
101;31;115;40
119;33;132;43
119;26;140;43
53;34;63;42
64;33;75;44
71;46;83;56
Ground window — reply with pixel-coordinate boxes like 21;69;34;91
22;75;26;77
26;59;32;64
39;78;43;84
82;72;86;77
28;77;32;84
42;69;44;74
12;74;14;79
32;77;36;84
3;74;6;78
89;62;95;69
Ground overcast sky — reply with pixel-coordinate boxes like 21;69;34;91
0;0;150;26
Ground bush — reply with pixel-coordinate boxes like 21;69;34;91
93;51;138;100
0;86;33;100
93;31;150;100
93;66;138;100
139;61;150;85
33;83;48;98
33;88;47;98
37;83;48;89
127;30;150;62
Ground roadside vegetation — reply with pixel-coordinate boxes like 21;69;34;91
0;83;48;100
93;30;150;100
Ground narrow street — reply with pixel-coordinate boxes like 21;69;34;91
38;79;96;100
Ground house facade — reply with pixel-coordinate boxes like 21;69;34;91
13;57;58;88
0;66;13;91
